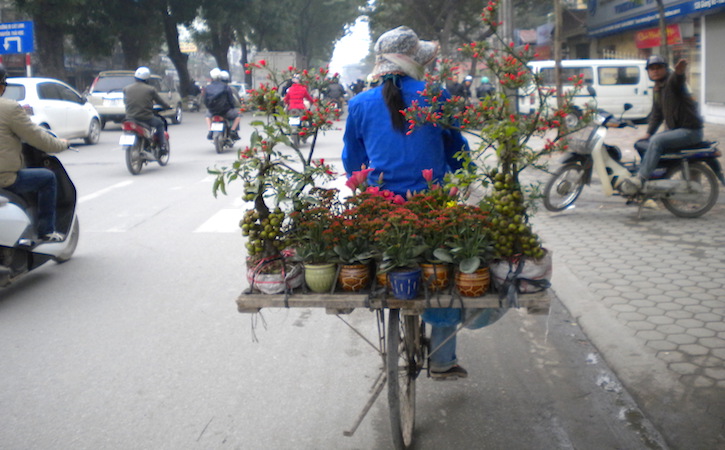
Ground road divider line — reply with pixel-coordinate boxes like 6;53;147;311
78;180;133;204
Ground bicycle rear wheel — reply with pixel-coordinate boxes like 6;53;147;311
387;309;422;450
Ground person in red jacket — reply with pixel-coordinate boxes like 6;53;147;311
283;75;314;113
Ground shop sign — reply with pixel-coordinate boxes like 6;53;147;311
635;24;683;48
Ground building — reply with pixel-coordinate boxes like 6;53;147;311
587;0;725;124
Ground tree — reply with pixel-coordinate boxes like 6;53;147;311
197;0;245;71
71;0;165;69
12;0;88;80
153;0;199;97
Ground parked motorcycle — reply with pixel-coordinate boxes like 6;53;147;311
0;145;80;287
543;104;724;218
119;110;170;175
210;115;235;153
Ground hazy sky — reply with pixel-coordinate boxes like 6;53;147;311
329;16;371;76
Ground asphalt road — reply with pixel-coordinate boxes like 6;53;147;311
0;112;667;449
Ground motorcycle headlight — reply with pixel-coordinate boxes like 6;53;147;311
594;113;607;125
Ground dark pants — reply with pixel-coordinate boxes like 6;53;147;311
138;116;167;149
6;168;57;236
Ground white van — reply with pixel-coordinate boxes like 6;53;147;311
518;59;653;121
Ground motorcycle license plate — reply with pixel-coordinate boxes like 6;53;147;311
288;117;301;126
119;134;136;146
211;122;225;131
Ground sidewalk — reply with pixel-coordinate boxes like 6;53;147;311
530;121;725;449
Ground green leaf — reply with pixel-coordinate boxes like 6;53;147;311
460;257;481;274
433;248;453;263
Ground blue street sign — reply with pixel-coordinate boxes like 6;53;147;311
0;21;34;55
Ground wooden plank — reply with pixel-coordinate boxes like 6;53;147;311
236;290;552;314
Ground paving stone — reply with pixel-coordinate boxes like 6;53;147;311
692;376;715;388
658;302;682;311
705;322;725;332
621;291;647;300
666;310;693;319
670;362;698;375
637;330;666;341
699;338;725;349
704;368;725;381
680;344;710;356
629;299;656;308
686;328;717;338
657;349;683;361
674;297;700;306
694;313;723;323
618;312;647;322
677;318;706;328
640;307;665;316
670;333;698;345
612;304;637;313
629;321;656;331
654;323;686;334
648;316;675;326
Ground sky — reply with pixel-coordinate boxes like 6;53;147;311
329;16;372;81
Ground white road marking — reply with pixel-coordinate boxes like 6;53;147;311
194;209;243;233
78;180;133;204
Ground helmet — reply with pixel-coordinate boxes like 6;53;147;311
481;76;490;83
464;75;473;82
210;68;221;80
134;66;151;81
646;55;667;69
220;70;230;82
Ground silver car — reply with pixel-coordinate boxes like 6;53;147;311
85;70;183;128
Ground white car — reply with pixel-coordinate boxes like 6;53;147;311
5;77;102;145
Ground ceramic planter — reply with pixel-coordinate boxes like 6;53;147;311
303;263;337;293
420;263;451;292
388;268;422;300
455;267;490;297
338;264;370;292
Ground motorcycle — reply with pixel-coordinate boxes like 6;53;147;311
0;145;80;287
118;109;170;175
543;104;724;218
210;115;235;153
287;110;311;147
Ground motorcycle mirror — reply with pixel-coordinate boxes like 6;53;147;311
623;103;633;111
587;85;597;97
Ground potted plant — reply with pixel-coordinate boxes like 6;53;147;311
288;204;338;293
209;62;339;293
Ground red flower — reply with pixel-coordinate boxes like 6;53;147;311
259;59;266;66
422;168;434;182
345;167;375;191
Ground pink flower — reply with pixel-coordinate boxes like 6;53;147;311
346;167;375;191
422;168;433;182
392;195;406;205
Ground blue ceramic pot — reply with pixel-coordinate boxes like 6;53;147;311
388;268;422;300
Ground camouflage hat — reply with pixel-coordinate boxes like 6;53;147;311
372;26;439;80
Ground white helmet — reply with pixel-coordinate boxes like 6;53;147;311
134;66;151;81
220;70;230;82
210;68;222;80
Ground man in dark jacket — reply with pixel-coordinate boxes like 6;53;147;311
123;67;171;153
624;56;703;192
203;68;241;140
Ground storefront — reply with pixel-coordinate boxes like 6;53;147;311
587;0;725;123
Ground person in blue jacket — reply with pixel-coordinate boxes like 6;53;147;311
342;26;472;379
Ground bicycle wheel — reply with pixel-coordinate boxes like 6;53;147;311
661;162;719;218
543;163;585;211
387;309;421;450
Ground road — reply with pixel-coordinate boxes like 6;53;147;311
0;112;667;449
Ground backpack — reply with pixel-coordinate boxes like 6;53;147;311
204;82;230;115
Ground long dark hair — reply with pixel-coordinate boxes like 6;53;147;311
382;76;406;133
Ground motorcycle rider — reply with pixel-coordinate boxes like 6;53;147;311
476;76;495;100
203;68;241;141
0;64;70;242
622;56;703;193
322;76;346;108
123;66;171;154
283;75;314;114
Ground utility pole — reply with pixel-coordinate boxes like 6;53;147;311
554;0;564;110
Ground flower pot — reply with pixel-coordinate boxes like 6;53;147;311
455;267;490;297
421;263;451;292
388;268;422;300
338;264;370;292
376;271;390;288
304;263;337;293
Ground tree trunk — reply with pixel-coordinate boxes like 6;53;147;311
119;36;143;69
33;20;67;81
159;7;191;97
656;0;669;62
238;34;252;86
208;23;233;71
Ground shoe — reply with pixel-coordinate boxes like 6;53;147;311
431;364;468;380
206;131;213;140
41;232;66;242
159;146;169;156
231;130;240;141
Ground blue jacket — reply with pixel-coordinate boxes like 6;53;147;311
342;76;469;195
